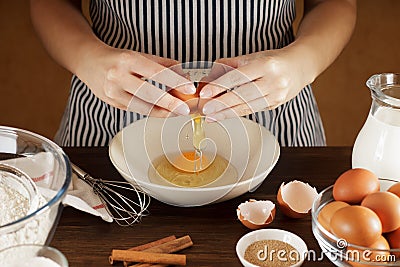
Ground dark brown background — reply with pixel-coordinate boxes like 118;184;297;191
1;0;399;145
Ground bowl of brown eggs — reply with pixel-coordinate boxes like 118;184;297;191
311;168;400;266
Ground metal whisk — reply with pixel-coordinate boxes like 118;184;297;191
71;163;151;226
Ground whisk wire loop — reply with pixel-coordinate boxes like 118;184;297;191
71;163;150;226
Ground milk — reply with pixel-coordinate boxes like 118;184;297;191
352;107;400;181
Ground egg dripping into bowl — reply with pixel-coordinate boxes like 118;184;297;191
167;78;212;174
148;75;238;188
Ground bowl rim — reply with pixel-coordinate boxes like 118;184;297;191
0;126;71;232
108;117;280;192
235;228;308;266
0;244;69;263
311;177;400;253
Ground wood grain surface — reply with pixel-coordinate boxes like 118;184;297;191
51;147;352;266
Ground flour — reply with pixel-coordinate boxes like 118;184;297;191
0;182;54;267
0;183;30;226
0;195;52;251
0;163;63;266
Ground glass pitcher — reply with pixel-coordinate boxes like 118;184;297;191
352;73;400;181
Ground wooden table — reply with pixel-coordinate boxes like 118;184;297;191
51;147;352;266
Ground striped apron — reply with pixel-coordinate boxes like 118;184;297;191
55;0;326;147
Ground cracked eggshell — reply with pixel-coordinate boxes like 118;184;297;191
237;199;276;230
277;180;319;218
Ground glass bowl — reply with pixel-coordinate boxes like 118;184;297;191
0;244;68;267
311;178;400;266
0;126;71;251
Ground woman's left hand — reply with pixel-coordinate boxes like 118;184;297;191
199;49;312;121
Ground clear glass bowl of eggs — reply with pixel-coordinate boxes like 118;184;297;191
0;126;71;252
311;168;400;266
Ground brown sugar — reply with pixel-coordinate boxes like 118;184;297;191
244;239;300;267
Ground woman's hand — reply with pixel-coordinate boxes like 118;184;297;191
199;0;356;122
199;49;310;121
30;0;195;118
77;45;196;117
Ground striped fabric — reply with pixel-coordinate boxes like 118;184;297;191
55;0;326;147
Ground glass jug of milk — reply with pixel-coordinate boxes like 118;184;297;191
352;73;400;181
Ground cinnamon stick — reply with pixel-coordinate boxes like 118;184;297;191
140;235;192;254
127;236;176;252
109;235;176;264
111;250;186;266
128;235;193;267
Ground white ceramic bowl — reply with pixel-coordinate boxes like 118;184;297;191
109;116;280;206
236;229;308;267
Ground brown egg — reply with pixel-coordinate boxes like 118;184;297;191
330;205;382;247
388;182;400;198
276;180;318;218
361;192;400;233
317;201;349;232
169;88;197;101
348;235;390;267
387;227;400;258
237;199;276;230
169;82;207;114
333;168;380;204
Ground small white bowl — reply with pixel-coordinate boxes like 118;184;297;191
0;244;68;267
236;229;308;267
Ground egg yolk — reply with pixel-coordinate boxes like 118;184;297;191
149;153;232;187
173;151;209;172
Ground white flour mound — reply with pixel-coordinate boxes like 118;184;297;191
0;181;53;258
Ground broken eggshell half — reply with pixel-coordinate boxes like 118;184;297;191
237;199;276;229
277;180;319;218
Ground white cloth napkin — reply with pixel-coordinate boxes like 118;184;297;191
1;152;113;223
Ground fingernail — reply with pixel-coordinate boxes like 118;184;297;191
206;113;225;122
174;103;190;116
205;116;217;123
199;86;212;98
202;103;215;115
183;84;196;94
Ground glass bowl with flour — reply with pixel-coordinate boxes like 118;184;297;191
0;126;71;255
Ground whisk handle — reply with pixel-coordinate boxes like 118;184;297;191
71;162;89;179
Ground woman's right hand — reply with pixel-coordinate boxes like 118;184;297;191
30;0;195;117
76;45;196;117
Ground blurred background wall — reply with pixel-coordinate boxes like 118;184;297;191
0;0;399;146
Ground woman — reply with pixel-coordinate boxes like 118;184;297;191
30;0;356;146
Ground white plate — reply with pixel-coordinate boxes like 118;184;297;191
109;116;280;207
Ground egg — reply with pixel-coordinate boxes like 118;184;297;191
348;235;390;267
333;168;380;204
172;151;210;172
330;205;382;247
237;199;275;229
169;82;207;113
317;201;349;232
387;227;400;258
361;192;400;233
388;182;400;198
276;180;318;218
